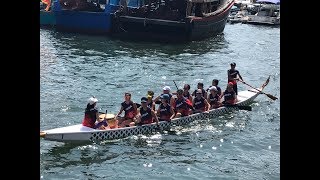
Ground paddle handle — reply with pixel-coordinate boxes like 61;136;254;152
173;80;178;90
239;79;263;94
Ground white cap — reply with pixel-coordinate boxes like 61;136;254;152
209;86;218;92
163;86;171;91
88;97;98;105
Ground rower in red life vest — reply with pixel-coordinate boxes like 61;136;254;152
220;82;237;105
157;94;175;122
82;96;106;129
115;92;138;127
192;89;211;113
134;97;160;127
173;89;194;118
207;86;222;109
153;86;174;107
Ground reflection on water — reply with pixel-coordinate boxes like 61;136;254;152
41;31;228;59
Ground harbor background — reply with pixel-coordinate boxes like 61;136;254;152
40;23;280;179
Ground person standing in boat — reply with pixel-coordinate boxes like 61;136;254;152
228;62;243;95
220;82;237;105
82;96;105;129
173;89;194;118
207;86;222;109
192;89;211;113
146;90;156;111
157;94;175;122
206;79;222;96
134;97;160;126
192;82;207;98
116;92;138;127
153;86;174;107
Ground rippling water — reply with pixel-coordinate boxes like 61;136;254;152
40;23;280;179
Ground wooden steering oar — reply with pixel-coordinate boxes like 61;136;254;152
238;77;278;100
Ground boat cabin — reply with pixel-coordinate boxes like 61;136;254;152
115;0;224;20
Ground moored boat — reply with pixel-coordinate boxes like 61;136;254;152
241;0;280;26
110;0;235;42
52;0;119;34
40;77;271;142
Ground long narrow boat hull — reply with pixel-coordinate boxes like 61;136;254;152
41;86;262;142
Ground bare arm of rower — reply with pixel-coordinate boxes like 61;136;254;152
154;95;160;103
156;105;161;117
151;110;159;125
237;72;243;81
95;111;101;122
170;96;175;107
204;99;211;112
134;108;141;124
170;107;175;120
133;102;138;115
116;106;124;117
219;92;224;103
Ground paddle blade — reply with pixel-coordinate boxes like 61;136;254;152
262;76;270;89
266;93;278;100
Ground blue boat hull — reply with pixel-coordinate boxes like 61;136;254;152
40;10;56;27
55;11;111;34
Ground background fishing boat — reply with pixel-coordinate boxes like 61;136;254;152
110;0;235;42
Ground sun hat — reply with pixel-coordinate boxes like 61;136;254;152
163;86;171;91
209;86;218;92
88;97;98;105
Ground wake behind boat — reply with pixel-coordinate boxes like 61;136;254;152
40;77;271;143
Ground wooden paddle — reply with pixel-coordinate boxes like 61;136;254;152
238;77;278;100
173;80;179;89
